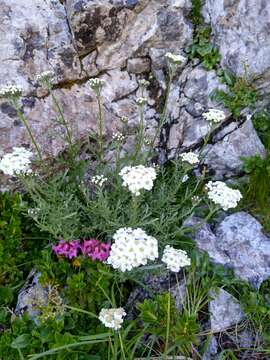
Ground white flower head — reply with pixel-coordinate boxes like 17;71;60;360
202;109;226;124
0;85;22;99
180;152;200;165
119;165;157;196
107;227;159;272
99;308;126;330
165;52;186;65
36;71;55;85
138;79;150;88
162;245;191;272
136;97;147;106
112;132;125;142
182;174;189;183
0;147;33;176
88;78;105;92
92;174;107;187
205;181;242;211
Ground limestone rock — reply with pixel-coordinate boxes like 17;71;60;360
209;288;245;333
203;0;270;92
193;212;270;288
202;118;266;179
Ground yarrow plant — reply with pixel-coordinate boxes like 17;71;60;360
206;181;242;211
119;165;157;196
98;308;126;330
165;52;186;65
136;97;147;107
202;109;226;124
92;174;107;187
112;132;125;142
180;151;200;165
0;147;33;176
162;245;191;272
36;70;55;86
0;84;22;98
107;227;159;272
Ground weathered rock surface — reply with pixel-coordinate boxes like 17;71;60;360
192;212;270;288
202;118;265;178
203;0;270;91
209;288;245;333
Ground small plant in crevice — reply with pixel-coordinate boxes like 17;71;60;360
213;68;258;117
187;0;221;70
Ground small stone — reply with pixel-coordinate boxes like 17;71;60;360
209;288;245;333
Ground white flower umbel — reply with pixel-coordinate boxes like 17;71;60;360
206;181;242;211
107;227;159;272
92;174;107;187
36;71;55;85
0;147;33;176
202;109;226;124
0;85;22;98
138;79;150;88
112;132;125;142
136;97;147;106
162;245;191;272
119;165;157;196
165;52;186;65
99;308;126;330
180;151;200;165
88;78;105;90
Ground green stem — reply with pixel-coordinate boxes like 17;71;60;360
164;289;171;359
97;94;104;163
134;105;145;162
50;91;73;147
12;100;42;161
118;332;126;360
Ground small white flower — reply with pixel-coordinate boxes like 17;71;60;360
0;147;33;176
205;181;242;211
107;227;159;272
180;152;200;165
202;109;226;124
162;245;191;272
36;71;55;85
92;174;107;187
182;174;189;183
138;79;150;88
88;78;105;89
136;97;147;106
119;165;157;196
99;308;126;330
112;132;125;142
0;85;22;98
165;52;186;65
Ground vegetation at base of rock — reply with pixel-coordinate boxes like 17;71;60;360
213;69;258;117
187;0;221;70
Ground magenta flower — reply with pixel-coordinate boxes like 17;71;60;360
81;239;111;261
52;239;81;259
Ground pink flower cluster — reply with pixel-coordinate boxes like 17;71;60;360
52;239;111;262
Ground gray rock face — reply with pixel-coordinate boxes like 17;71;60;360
202;118;265;179
194;212;270;288
209;288;245;333
203;0;270;91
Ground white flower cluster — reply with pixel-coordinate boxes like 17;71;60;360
107;227;159;272
138;79;150;88
202;109;226;124
88;78;105;89
0;147;33;176
92;174;107;187
36;71;55;84
136;97;147;106
206;181;242;211
165;52;186;65
180;151;200;165
0;84;22;98
99;307;126;330
112;132;125;142
162;245;191;272
119;165;157;196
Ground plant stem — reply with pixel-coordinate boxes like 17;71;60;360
164;289;171;359
118;332;126;360
134;105;145;163
12;100;42;161
97;94;105;163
